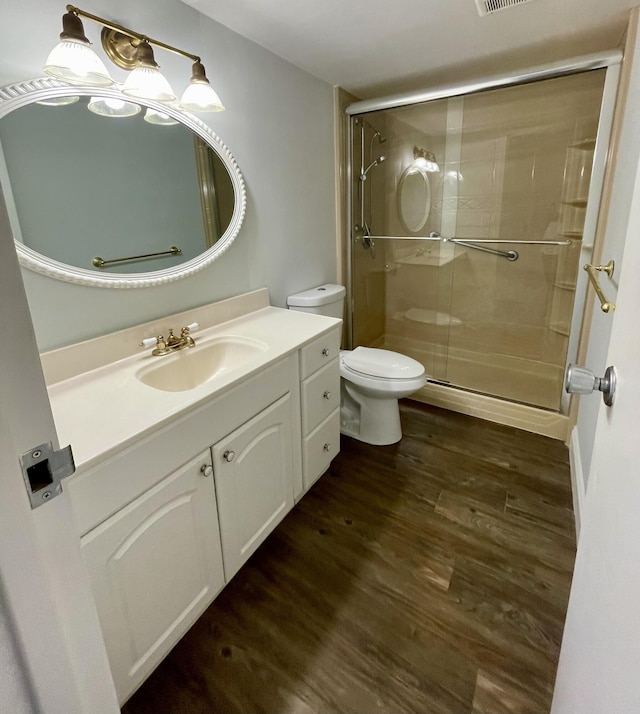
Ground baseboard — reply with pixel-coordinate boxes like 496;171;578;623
568;426;585;542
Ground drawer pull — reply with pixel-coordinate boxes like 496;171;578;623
323;390;331;400
321;348;331;357
323;443;332;453
200;464;213;478
223;450;235;463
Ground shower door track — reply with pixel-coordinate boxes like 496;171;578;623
344;48;622;349
345;50;621;115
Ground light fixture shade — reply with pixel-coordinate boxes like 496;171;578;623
144;108;179;126
36;95;80;107
44;39;114;86
180;82;224;112
88;96;142;118
121;66;176;102
179;61;224;112
121;41;176;103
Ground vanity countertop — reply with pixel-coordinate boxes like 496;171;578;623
45;301;341;471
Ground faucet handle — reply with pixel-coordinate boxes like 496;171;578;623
140;336;161;348
184;322;199;333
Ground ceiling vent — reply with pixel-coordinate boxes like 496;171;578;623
475;0;536;16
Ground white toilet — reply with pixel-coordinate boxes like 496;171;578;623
287;284;427;445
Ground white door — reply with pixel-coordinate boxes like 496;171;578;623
551;145;640;711
0;187;119;713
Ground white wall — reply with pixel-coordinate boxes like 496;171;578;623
0;0;337;351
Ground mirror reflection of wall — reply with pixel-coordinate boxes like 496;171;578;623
0;97;234;273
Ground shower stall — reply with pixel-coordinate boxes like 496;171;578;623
346;53;620;434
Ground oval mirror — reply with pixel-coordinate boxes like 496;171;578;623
397;165;431;233
0;79;246;288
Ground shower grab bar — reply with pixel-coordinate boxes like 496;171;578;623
443;238;518;261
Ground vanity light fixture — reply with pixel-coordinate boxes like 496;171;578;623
413;146;440;172
44;5;225;112
36;95;80;106
88;95;141;117
143;108;179;126
43;9;114;86
180;61;224;112
120;41;176;103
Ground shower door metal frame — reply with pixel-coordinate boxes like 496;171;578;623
344;49;622;362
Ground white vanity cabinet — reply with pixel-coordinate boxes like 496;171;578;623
299;328;341;491
80;449;224;704
57;306;343;705
212;394;293;580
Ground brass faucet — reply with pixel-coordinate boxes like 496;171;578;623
167;326;196;350
140;323;198;356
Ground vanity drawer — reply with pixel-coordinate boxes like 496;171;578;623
302;408;340;490
301;359;340;435
300;327;341;380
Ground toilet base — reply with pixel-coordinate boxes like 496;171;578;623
339;387;402;445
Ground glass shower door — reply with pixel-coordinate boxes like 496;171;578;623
350;69;606;411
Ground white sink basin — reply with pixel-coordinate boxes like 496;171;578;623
136;336;268;392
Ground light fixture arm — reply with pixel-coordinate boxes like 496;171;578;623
65;5;201;65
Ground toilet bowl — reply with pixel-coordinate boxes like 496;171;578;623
286;284;427;445
339;347;427;445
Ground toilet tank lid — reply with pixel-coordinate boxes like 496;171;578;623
287;284;346;307
343;347;425;379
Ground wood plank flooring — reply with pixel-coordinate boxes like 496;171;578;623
122;401;576;714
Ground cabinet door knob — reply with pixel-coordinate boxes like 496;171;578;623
200;464;213;477
223;450;235;462
323;443;332;452
321;347;331;357
323;390;331;400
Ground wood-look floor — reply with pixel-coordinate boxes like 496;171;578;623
122;401;576;714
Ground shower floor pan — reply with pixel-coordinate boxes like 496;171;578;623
373;334;564;411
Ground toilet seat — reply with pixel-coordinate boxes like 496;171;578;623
341;347;425;380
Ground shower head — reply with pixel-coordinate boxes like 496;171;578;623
361;155;386;180
372;130;387;144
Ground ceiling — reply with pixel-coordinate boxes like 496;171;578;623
179;0;636;99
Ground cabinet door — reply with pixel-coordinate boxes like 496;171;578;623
213;395;294;580
80;450;224;704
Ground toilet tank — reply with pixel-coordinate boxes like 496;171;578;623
287;284;346;319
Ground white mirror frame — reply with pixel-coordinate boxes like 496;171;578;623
0;78;246;288
397;164;431;234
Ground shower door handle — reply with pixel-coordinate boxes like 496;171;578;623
565;364;617;406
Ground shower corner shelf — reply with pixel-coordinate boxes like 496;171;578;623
570;138;596;151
